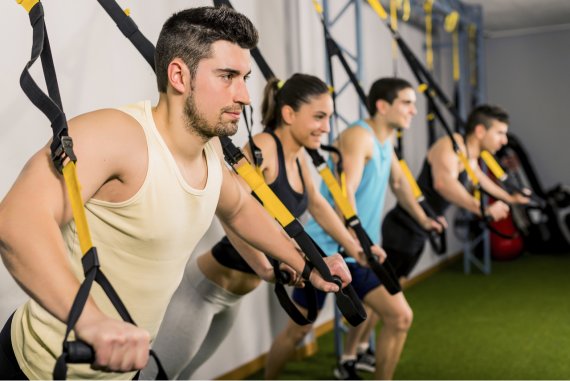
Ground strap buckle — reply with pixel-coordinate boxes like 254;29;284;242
51;135;77;173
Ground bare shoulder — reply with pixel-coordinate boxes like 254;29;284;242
251;131;278;170
339;124;374;154
252;131;277;152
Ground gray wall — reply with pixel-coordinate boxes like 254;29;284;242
484;27;570;190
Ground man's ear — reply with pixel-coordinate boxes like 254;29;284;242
375;99;390;115
474;123;487;139
167;58;190;94
281;105;295;125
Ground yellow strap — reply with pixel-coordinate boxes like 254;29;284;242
457;151;481;200
480;150;506;180
402;0;411;21
340;172;348;198
418;83;429;93
124;8;131;16
235;161;295;226
444;11;461;82
452;29;460;81
366;0;388;20
319;167;356;219
424;0;434;71
399;160;423;199
390;0;399;71
468;23;478;87
311;0;323;15
16;0;39;13
62;162;94;255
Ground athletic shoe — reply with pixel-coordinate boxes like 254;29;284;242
355;347;376;373
333;359;362;380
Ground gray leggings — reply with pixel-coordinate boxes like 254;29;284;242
141;260;242;380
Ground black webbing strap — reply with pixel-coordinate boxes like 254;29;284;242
242;108;317;325
214;0;367;324
97;0;155;69
53;250;167;379
313;12;447;257
19;1;70;170
220;136;366;326
387;26;518;240
306;148;402;293
269;257;318;325
97;0;361;325
283;221;367;326
17;1;167;378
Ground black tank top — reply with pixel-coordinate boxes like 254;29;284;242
211;130;309;273
388;158;468;238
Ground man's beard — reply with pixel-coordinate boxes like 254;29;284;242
184;93;240;141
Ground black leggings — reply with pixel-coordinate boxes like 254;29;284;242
0;313;28;380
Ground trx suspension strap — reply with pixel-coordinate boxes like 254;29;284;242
15;1;167;378
306;1;402;293
423;0;438;146
366;3;526;240
372;5;545;211
243;102;319;326
97;0;365;327
96;0;316;328
315;0;447;256
212;0;365;326
444;10;462;134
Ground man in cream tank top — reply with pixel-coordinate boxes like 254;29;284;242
0;6;351;379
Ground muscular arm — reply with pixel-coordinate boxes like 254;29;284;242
389;151;430;226
0;109;150;370
474;165;516;203
213;140;349;290
302;154;363;263
221;219;277;281
430;137;482;216
337;126;373;213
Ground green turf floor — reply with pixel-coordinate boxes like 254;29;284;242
248;252;570;380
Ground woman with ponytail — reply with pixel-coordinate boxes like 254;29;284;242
141;73;383;379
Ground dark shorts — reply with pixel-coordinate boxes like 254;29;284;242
382;206;428;278
384;245;424;278
0;313;28;380
292;262;382;309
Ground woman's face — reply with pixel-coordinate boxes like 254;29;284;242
286;92;333;150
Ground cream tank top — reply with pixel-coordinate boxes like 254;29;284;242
11;100;223;379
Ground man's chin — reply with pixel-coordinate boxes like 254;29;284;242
216;123;239;137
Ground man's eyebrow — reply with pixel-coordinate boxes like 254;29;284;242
215;68;252;77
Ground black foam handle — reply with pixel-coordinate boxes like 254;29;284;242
67;340;95;364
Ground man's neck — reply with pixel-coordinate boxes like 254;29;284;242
464;133;482;158
153;93;207;163
365;116;394;143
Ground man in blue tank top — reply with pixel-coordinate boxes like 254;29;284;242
264;78;443;381
309;78;443;380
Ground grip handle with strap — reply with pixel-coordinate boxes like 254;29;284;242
221;137;367;326
17;1;168;378
306;149;402;294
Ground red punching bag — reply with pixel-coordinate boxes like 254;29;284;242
489;209;524;260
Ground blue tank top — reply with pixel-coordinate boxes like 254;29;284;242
305;120;392;262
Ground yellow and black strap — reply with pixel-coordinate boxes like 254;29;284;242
15;1;168;378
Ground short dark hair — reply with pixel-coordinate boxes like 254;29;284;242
367;77;413;116
155;6;259;92
261;73;330;130
465;104;509;136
